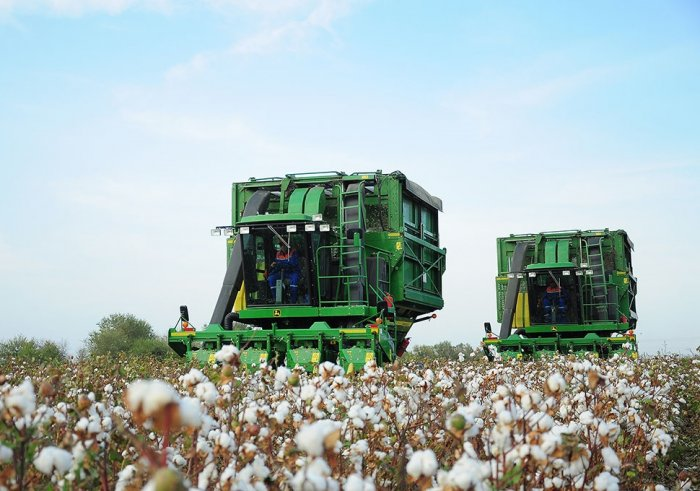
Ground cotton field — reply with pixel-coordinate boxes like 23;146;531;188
1;352;698;490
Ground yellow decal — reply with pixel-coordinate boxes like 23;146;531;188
623;277;629;284
395;242;403;251
632;352;639;359
234;282;247;312
170;331;195;337
365;352;375;362
208;353;216;364
273;309;281;317
260;353;268;362
311;352;320;363
388;232;401;237
513;292;530;328
340;328;368;334
361;175;369;179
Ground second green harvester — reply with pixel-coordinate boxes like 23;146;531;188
483;229;639;359
168;171;446;371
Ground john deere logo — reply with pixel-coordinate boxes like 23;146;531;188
273;309;281;317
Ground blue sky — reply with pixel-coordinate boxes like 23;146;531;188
1;0;699;355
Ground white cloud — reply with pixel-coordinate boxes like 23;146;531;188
165;52;218;81
232;0;356;54
0;0;172;16
443;64;624;139
203;0;310;15
162;0;365;79
121;109;270;147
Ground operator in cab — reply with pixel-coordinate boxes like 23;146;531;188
267;242;301;303
543;278;567;323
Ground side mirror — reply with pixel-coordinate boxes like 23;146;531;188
180;305;190;322
484;322;492;334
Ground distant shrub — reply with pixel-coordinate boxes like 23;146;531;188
0;335;67;363
130;338;174;358
403;340;478;361
84;313;171;359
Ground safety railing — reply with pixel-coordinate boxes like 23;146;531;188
316;243;368;307
315;245;391;308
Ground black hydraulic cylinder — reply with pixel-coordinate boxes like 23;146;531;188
209;191;271;327
499;241;532;339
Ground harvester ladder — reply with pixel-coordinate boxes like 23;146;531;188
585;237;609;321
339;182;367;304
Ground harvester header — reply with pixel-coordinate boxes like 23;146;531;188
169;171;446;371
483;229;638;359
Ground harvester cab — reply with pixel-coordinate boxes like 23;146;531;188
168;171;446;371
483;229;638;360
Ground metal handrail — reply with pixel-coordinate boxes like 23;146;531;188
285;171;347;178
316;244;368;307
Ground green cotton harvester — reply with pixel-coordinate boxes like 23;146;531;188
482;229;639;360
168;171;446;371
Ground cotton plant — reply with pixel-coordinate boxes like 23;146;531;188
0;351;698;490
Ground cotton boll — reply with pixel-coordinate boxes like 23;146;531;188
275;366;291;383
541;432;562;455
296;420;342;457
291;457;339;491
438;455;491;490
601;447;620;472
115;464;137;491
344;473;376;491
579;410;594;426
300;384;317;401
74;417;89;433
243;406;259;424
198;462;218;490
33;446;73;476
181;368;207;388
273;401;290;424
406;449;438;478
546;373;567;394
215;345;240;364
5;379;36;418
179;397;203;428
195;382;218;406
126;380;179;417
594;471;619;491
0;445;13;463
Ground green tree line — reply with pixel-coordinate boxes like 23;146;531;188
1;312;481;364
0;313;174;364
